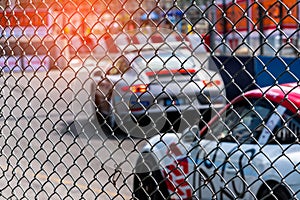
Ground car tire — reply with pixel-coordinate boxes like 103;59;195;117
158;110;181;133
95;107;129;137
257;182;291;200
95;107;115;132
133;153;169;200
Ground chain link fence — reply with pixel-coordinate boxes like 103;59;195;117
1;0;300;199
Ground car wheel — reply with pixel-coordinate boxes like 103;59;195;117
257;182;291;200
133;153;169;200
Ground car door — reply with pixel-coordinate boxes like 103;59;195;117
192;140;224;200
195;98;274;199
192;103;245;199
220;99;279;199
192;140;248;200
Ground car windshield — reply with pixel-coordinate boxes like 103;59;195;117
133;50;196;71
206;98;300;144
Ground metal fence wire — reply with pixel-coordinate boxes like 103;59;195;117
1;0;300;199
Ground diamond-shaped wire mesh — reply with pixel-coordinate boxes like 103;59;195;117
1;0;300;199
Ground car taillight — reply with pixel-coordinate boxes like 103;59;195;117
202;80;222;87
146;68;196;76
178;68;196;74
122;84;148;93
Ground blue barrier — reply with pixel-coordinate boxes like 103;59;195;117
212;56;256;100
213;55;300;100
254;56;300;87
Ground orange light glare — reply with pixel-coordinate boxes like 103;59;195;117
203;80;221;87
122;84;148;93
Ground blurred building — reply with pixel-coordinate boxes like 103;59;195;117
214;0;300;55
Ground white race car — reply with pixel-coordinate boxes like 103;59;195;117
133;82;300;199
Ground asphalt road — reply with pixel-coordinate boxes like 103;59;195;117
0;60;144;199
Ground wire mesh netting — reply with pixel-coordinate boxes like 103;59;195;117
1;0;300;199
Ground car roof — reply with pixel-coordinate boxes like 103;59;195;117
236;82;300;113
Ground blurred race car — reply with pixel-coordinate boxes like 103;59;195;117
133;82;300;199
94;43;225;136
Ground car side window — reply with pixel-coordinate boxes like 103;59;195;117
227;101;270;144
207;98;273;144
212;99;300;145
205;101;253;142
